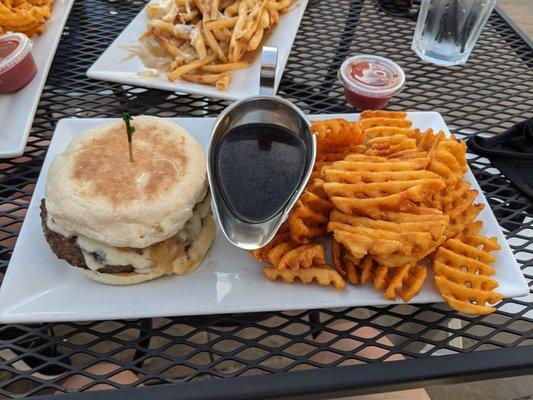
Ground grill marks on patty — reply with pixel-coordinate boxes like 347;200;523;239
40;200;135;274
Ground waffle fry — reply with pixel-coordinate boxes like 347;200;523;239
263;264;346;291
415;128;446;154
358;254;375;284
360;110;407;119
434;232;502;314
312;118;365;150
360;111;416;139
312;118;366;174
419;135;482;238
463;220;484;236
364;126;417;139
314;146;368;177
360;117;412;131
332;238;360;284
374;263;426;302
328;209;448;267
257;240;327;271
375;262;425;301
442;181;484;238
387;149;430;163
250;223;291;262
360;110;412;130
366;134;418;157
426;136;468;185
366;132;430;165
250;112;503;314
288;118;364;244
0;0;53;36
267;242;326;271
323;154;444;218
288;179;332;244
352;256;427;301
250;223;327;271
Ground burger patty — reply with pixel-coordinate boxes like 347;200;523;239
40;200;135;274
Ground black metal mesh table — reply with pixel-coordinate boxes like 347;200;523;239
0;1;532;398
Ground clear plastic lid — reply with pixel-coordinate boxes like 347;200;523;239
0;32;33;75
338;54;405;98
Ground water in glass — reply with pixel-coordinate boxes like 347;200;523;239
411;0;496;66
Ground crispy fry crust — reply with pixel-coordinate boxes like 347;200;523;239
434;231;502;315
252;224;343;290
0;0;53;36
323;154;444;218
356;256;427;302
288;119;364;244
288;180;332;244
249;111;499;314
332;238;360;284
250;224;327;271
312;119;365;150
263;265;345;291
328;209;448;267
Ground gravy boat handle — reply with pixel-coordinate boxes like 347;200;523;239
259;46;278;96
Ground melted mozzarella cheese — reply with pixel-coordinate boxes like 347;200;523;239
76;235;153;272
146;0;176;20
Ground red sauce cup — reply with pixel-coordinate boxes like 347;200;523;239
0;32;38;94
338;55;405;110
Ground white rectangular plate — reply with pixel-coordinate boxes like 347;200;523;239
87;0;308;101
0;112;528;323
0;0;75;158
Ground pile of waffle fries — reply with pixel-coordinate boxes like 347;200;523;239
251;110;502;315
0;0;54;37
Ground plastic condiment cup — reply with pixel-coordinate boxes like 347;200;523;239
338;54;405;110
0;32;38;94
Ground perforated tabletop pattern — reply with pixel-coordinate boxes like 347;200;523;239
0;0;531;397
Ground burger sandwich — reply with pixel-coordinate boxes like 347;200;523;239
41;115;215;285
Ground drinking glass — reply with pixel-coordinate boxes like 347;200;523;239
411;0;496;66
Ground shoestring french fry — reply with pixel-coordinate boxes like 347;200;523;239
182;71;231;83
200;60;249;72
168;54;217;80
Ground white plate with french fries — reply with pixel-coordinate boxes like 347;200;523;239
87;0;308;100
0;0;75;158
0;112;528;323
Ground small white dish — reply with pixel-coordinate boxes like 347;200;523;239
87;0;308;101
0;0;75;158
0;112;527;323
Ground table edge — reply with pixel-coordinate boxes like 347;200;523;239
33;346;533;400
7;4;533;400
494;4;533;49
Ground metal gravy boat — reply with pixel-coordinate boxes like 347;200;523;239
207;47;316;250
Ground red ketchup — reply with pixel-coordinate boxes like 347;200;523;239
338;55;405;110
0;33;38;94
